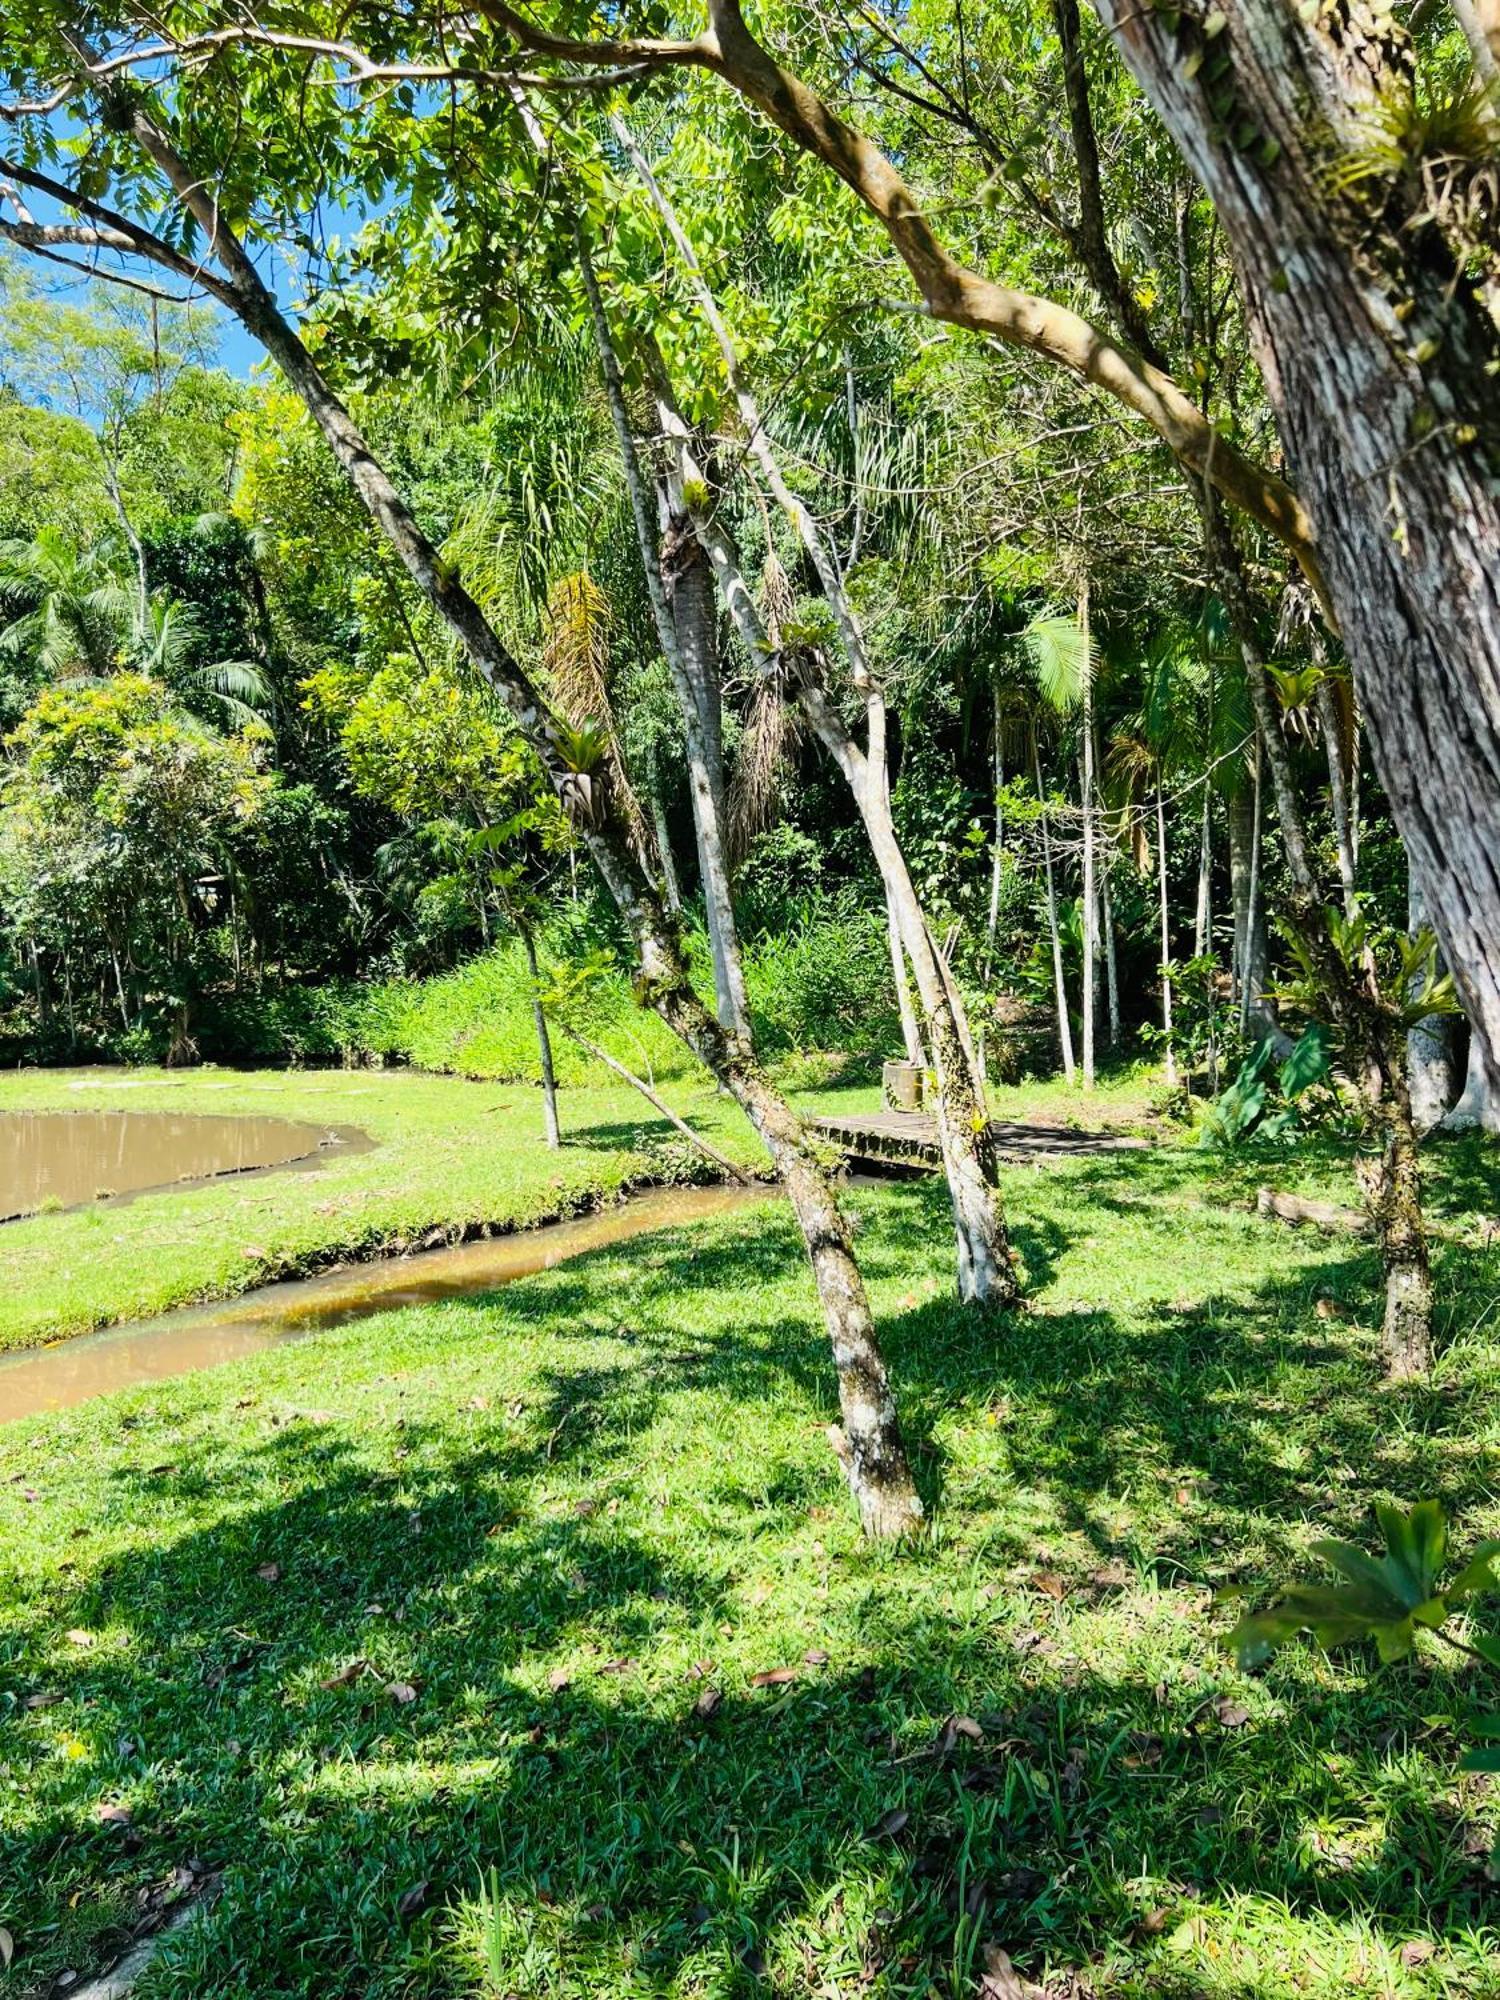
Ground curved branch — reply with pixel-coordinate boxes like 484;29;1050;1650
487;0;1327;611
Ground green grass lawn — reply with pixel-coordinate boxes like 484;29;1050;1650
4;1117;1500;1998
0;1066;773;1352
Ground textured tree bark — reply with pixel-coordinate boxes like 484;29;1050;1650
96;105;922;1535
1091;0;1500;1101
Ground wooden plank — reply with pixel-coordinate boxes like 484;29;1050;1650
809;1113;1149;1170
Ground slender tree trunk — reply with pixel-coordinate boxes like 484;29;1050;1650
984;686;1005;983
1036;740;1077;1084
572;229;748;1036
1227;770;1285;1047
114;108;921;1533
1193;787;1212;961
1079;580;1096;1088
520;925;561;1150
1406;878;1457;1134
1156;784;1177;1084
1314;675;1358;918
651;787;683;915
665;518;750;1034
1099;790;1120;1049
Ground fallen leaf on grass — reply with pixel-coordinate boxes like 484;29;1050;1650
597;1657;635;1676
0;1926;12;1969
95;1803;132;1825
386;1680;419;1705
1213;1696;1250;1729
22;1689;62;1710
750;1666;798;1687
802;1648;830;1666
687;1659;715;1680
868;1807;909;1840
397;1881;429;1920
1031;1571;1068;1600
694;1687;722;1719
1400;1939;1436;1967
935;1714;985;1754
979;1945;1044;1998
319;1659;371;1690
548;1668;572;1693
65;1629;94;1649
255;1563;281;1582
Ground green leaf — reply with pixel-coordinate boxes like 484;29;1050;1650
1446;1541;1500;1605
1464;1712;1500;1739
1459;1746;1500;1772
1278;1022;1331;1099
1470;1630;1500;1669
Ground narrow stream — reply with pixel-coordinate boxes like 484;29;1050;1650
0;1184;772;1423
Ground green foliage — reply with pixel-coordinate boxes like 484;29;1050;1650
1199;1022;1334;1147
1227;1501;1500;1669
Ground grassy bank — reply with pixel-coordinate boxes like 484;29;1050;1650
0;1066;768;1352
4;1142;1500;1997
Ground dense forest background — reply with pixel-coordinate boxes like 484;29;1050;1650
0;235;1405;1096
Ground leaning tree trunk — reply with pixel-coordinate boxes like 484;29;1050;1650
1092;0;1500;1104
101;103;922;1536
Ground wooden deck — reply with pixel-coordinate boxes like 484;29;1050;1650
810;1110;1150;1172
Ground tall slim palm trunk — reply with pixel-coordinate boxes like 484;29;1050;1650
1036;740;1077;1085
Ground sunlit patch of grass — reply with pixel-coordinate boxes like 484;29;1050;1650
0;1108;1498;1996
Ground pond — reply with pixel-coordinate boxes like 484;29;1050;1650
0;1183;772;1422
0;1109;371;1220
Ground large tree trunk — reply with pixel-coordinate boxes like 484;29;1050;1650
1442;1032;1500;1134
1092;0;1500;1102
102;108;922;1535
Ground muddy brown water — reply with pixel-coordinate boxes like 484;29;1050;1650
0;1183;772;1422
0;1110;372;1220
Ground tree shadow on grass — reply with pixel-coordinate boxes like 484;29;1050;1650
3;1170;1498;1997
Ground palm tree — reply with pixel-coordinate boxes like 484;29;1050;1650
0;528;267;727
137;595;269;730
0;528;134;681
